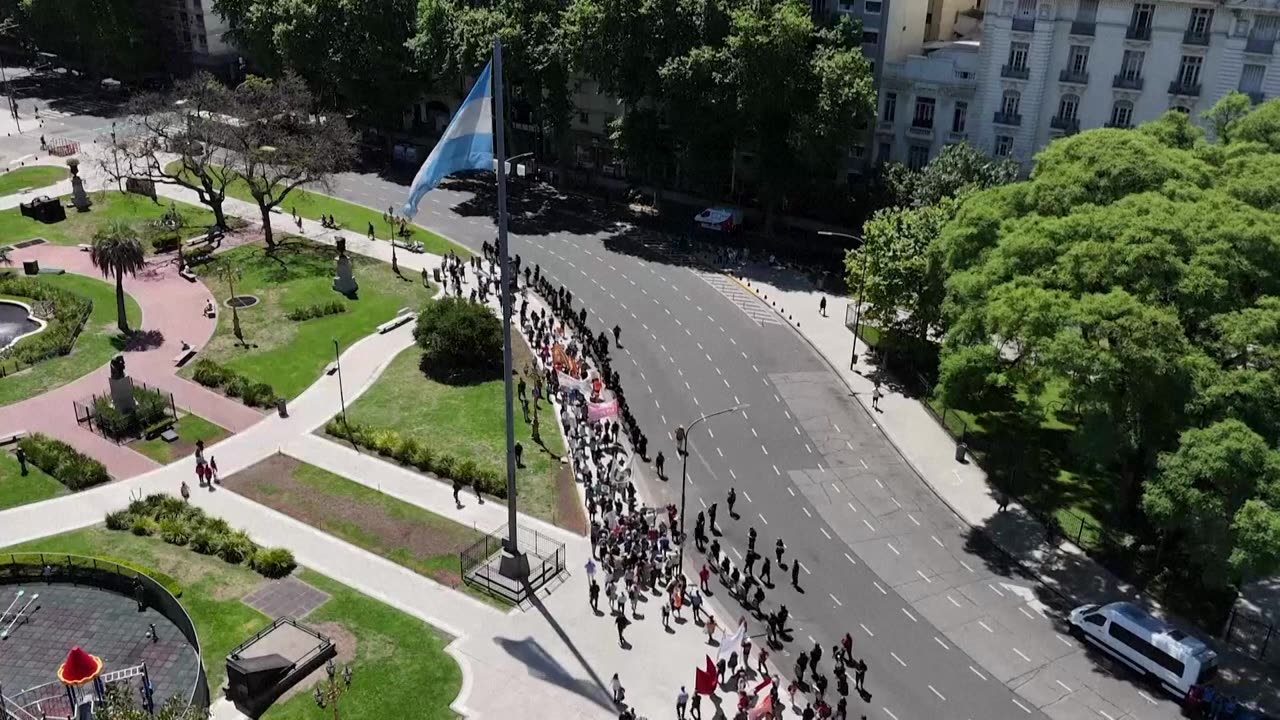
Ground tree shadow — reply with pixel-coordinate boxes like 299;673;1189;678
113;329;164;351
441;174;620;238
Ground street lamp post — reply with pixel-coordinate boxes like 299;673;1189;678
333;338;348;432
312;660;353;720
110;121;123;192
675;404;748;568
818;231;866;369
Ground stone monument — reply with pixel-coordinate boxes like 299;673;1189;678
108;354;136;414
332;237;358;296
67;158;92;212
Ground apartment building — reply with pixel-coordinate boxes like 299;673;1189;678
166;0;238;75
971;0;1280;168
836;0;933;79
875;41;982;169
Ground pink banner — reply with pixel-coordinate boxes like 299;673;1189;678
588;399;619;422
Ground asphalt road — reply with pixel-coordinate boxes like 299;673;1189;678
325;171;1099;720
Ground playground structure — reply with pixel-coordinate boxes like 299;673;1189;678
0;555;207;720
43;138;79;158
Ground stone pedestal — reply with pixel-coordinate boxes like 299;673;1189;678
69;165;92;212
108;355;135;413
498;550;530;581
332;253;358;296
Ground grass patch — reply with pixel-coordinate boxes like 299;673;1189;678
0;273;141;405
1;528;463;718
0;448;67;510
163;160;467;258
0;166;69;196
342;336;569;526
224;455;495;604
0;190;217;248
131;414;229;465
180;239;434;399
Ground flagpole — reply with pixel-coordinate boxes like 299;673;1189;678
493;37;529;580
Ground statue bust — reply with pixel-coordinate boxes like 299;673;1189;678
336;237;347;256
110;354;126;379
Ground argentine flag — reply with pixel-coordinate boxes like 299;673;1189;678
403;61;495;216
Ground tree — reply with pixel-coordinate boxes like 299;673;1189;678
93;683;204;720
90;221;146;334
414;297;503;383
1203;91;1254;144
1142;420;1280;587
883;142;1019;208
104;73;237;230
15;0;177;83
218;74;356;248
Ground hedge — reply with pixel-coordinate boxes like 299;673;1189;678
91;385;173;440
325;418;506;498
286;300;346;322
16;433;110;491
110;494;294;579
0;274;92;368
190;358;278;408
185;245;214;265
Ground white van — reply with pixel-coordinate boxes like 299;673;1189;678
1068;601;1218;698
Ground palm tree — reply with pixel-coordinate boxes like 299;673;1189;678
0;246;12;266
90;221;147;334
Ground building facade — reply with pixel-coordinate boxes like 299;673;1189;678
875;42;982;168
167;0;238;75
972;0;1280;168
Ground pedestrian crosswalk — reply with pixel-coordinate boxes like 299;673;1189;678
695;270;784;326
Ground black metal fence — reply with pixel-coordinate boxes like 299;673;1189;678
72;379;177;441
460;525;566;605
1224;605;1279;668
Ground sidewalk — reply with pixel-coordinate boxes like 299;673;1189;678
729;260;1280;712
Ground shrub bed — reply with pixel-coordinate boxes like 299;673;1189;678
0;274;92;367
108;494;296;579
190;358;279;408
91;385;174;439
285;300;346;322
325;418;505;497
16;433;110;491
185;245;214;266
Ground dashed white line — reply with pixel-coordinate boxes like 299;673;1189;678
1055;680;1073;693
728;469;737;480
751;428;758;437
969;665;988;681
794;426;802;436
1139;691;1159;705
929;685;946;701
960;560;975;573
875;478;884;489
1012;698;1032;714
848;502;857;511
886;542;900;556
699;497;707;509
883;708;899;720
859;459;868;468
706;427;714;439
947;594;963;608
802;507;812;518
902;608;918;623
934;636;950;651
1019;607;1035;620
805;444;813;454
988;583;1005;598
759;513;768;525
787;486;795;496
831;483;841;493
860;623;874;637
1013;647;1031;663
761;445;769;456
829;593;843;607
909;514;921;526
862;518;875;531
932;535;945;548
890;652;907;667
891;497;902;509
820;528;832;540
731;547;743;560
916;570;933;584
844;552;856;566
978;620;994;633
1098;711;1117;720
873;581;887;595
799;562;810;575
716;447;723;458
1056;634;1074;647
752;364;759;373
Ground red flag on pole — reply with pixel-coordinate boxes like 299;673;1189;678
694;655;717;695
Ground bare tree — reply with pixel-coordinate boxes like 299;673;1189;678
219;73;356;248
102;73;238;230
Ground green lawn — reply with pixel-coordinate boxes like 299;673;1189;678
1;528;462;719
131;414;229;464
0;273;142;405
180;239;435;399
225;457;493;604
343;338;569;526
163;161;468;257
0;166;69;196
0;448;67;510
0;190;218;248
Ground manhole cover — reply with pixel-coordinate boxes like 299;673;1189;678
13;238;46;249
225;295;260;309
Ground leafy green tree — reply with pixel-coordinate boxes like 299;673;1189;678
1224;98;1280;152
884;142;1019;208
1203;91;1254;143
1143;420;1280;587
90;221;146;334
17;0;175;82
414;296;503;383
93;683;204;720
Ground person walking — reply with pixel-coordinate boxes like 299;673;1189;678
615;614;629;647
514;441;524;468
706;615;718;643
757;646;769;675
811;642;822;672
677;687;689;720
690;693;702;720
761;557;772;585
775;538;786;567
180;480;190;502
452;479;462;508
586;558;597;585
613;324;622;347
792;561;801;589
747;527;757;553
690;588;703;623
796;653;808;682
662;600;671;629
195;461;207;488
708;503;718;532
819;296;827;317
209;456;219;484
589;579;600;612
871;381;883;411
841;633;853;664
655;451;665;479
853;658;867;692
611;673;625;704
699;564;710;592
727;488;737;518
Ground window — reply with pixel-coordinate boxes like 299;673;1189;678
1172;105;1192;114
851;144;865;159
1068;45;1089;74
1110;100;1134;127
578;111;589;124
1008;42;1030;71
907;145;930;171
877;142;892;164
1075;0;1098;23
1177;55;1203;86
1241;64;1266;94
1130;3;1155;32
1057;93;1080;121
995;135;1014;157
864;0;881;12
1107;623;1187;677
913;97;936;128
1085;614;1106;627
952;101;968;133
1001;90;1021;116
1015;0;1035;17
883;92;897;122
1188;7;1213;35
863;30;880;44
1120;50;1145;80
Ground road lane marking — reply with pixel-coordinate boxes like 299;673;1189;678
699;497;707;509
751;428;758;437
932;535;945;548
728;469;737;480
890;652;906;667
1012;699;1032;714
802;507;812;518
902;608;918;623
1013;648;1031;662
934;636;950;650
917;570;932;584
848;502;857;511
799;562;810;575
787;486;795;496
909;514;921;526
886;542;900;555
805;444;813;454
794;426;801;436
978;621;994;633
820;528;832;540
873;581;887;595
752;364;759;373
960;560;975;573
860;459;868;468
891;497;902;509
1056;634;1074;647
863;519;875;531
1056;680;1073;693
970;665;988;681
1019;607;1035;620
716;447;724;457
929;685;946;701
883;709;899;720
759;513;768;525
761;445;769;456
723;378;731;388
988;583;1005;597
707;428;714;439
844;552;856;565
860;623;874;637
875;479;884;489
832;422;841;433
1098;711;1117;720
1139;691;1159;705
832;483;841;493
830;593;843;607
732;547;743;559
947;594;962;608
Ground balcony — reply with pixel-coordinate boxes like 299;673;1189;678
1246;35;1275;54
948;131;968;143
1168;80;1202;96
1113;74;1144;90
1049;116;1080;133
1059;69;1089;84
877;120;895;133
1125;25;1152;41
1105;120;1133;129
1247;90;1266;105
1002;64;1031;80
1069;21;1095;36
907;122;934;139
993;111;1022;126
1183;28;1211;46
1011;17;1035;33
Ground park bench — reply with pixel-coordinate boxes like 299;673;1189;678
0;430;27;446
324;362;338;376
376;312;415;334
78;244;90;252
179;269;197;283
173;347;197;367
